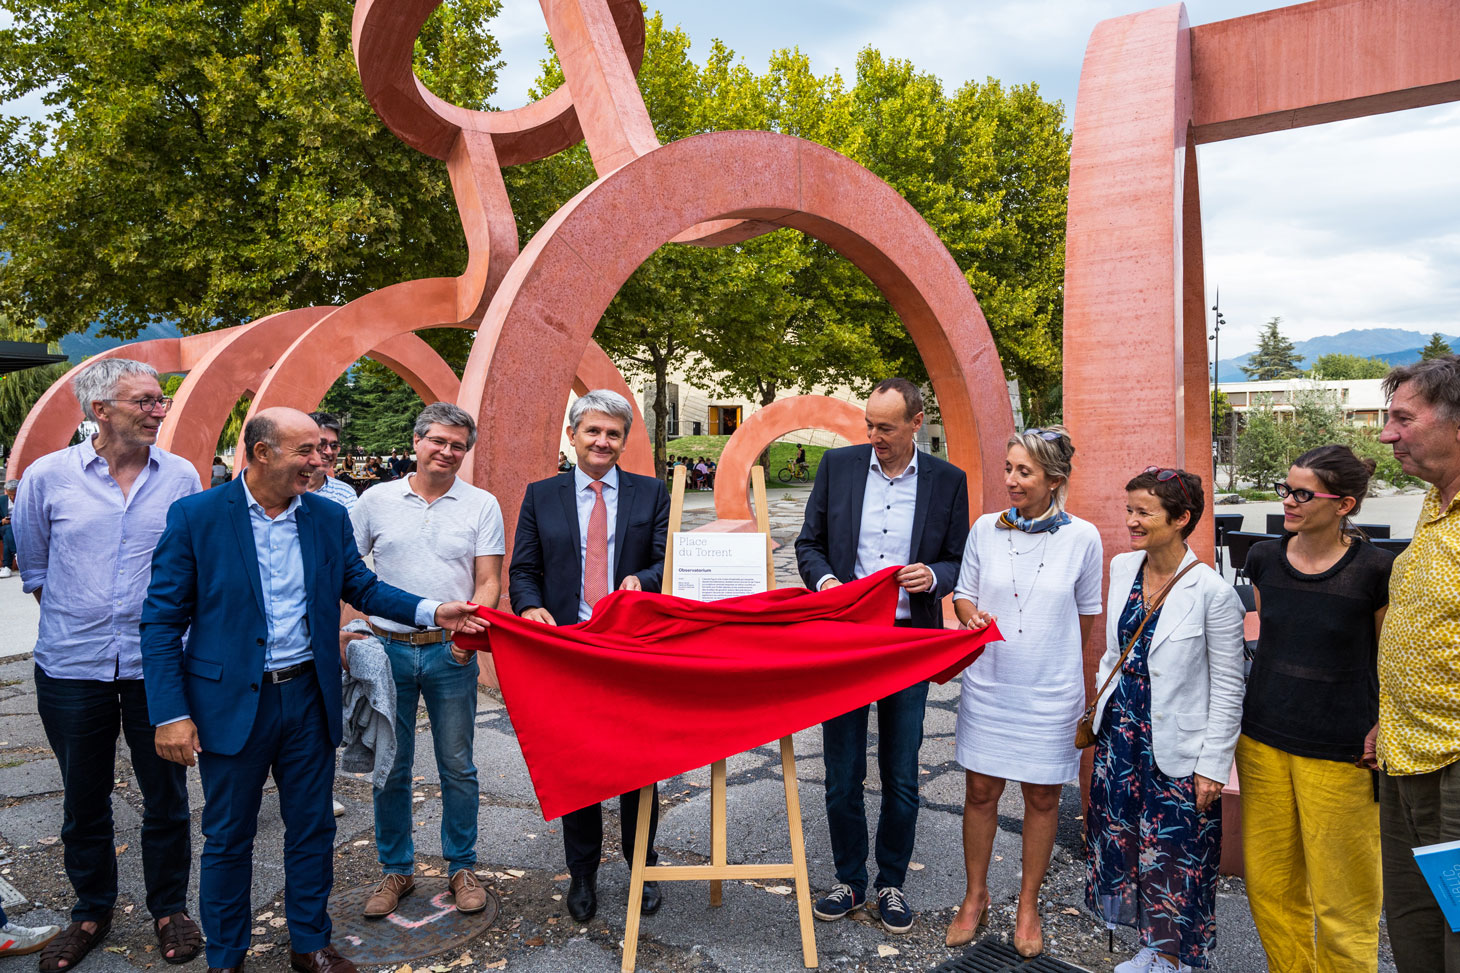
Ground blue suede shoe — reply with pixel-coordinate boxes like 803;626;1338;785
812;883;865;921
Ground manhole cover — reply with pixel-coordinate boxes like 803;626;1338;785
0;875;26;908
930;940;1091;973
328;877;500;965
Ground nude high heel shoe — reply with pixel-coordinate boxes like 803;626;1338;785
1013;923;1044;958
944;905;989;948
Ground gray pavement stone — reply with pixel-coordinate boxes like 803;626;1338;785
0;712;53;749
0;756;62;796
0;695;38;715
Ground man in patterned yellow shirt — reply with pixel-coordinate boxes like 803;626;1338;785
1373;354;1460;972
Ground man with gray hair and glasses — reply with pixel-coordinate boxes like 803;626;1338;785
509;388;670;922
349;402;504;918
13;357;203;970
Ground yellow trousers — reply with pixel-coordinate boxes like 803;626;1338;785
1236;735;1381;973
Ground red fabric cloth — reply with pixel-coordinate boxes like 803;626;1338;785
455;566;1001;820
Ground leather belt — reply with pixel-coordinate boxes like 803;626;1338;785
264;659;314;684
370;623;448;646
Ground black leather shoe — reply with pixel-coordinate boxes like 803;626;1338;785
640;880;663;915
566;873;597;922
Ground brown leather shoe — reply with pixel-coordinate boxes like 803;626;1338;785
448;869;488;914
362;873;415;918
288;945;356;973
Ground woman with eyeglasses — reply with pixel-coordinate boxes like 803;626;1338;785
947;426;1104;954
1085;467;1245;973
1237;445;1392;973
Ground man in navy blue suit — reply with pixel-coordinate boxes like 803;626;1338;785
508;389;669;923
795;378;969;936
141;408;486;973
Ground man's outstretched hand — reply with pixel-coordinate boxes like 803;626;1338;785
435;601;488;634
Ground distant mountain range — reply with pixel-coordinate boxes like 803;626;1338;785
58;320;183;363
1215;328;1460;383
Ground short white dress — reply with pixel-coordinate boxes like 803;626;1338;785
954;511;1104;784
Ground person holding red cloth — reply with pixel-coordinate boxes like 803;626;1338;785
795;377;970;935
508;389;670;924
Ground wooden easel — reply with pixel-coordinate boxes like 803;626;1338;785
620;464;818;972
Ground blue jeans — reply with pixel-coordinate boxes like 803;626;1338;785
821;679;930;895
374;637;479;875
34;668;190;923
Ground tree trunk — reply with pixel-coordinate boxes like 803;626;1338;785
652;351;670;484
753;381;777;475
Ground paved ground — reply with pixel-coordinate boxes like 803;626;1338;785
0;484;1409;973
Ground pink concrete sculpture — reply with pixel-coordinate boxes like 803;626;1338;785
712;395;865;522
1063;0;1460;868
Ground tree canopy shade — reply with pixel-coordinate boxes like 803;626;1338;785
0;0;503;341
1241;317;1303;381
1422;333;1454;361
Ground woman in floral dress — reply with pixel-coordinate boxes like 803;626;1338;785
1085;468;1246;973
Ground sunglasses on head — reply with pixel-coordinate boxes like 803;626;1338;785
1024;428;1066;442
1273;481;1341;503
1144;466;1193;505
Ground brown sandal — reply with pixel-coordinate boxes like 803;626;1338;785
155;912;203;965
37;916;112;973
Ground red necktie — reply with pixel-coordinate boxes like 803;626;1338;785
584;480;608;608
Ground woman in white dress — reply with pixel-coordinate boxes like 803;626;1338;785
945;426;1104;955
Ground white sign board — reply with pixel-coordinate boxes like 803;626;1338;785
671;532;768;602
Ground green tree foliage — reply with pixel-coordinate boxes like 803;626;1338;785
1235;385;1417;491
1234;405;1290;490
1241;317;1302;381
1307;353;1390;380
0;0;503;340
1422;333;1454;361
0;317;69;448
320;363;419;455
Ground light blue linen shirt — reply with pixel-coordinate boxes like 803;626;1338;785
240;475;434;670
16;438;200;680
847;451;919;620
573;465;618;622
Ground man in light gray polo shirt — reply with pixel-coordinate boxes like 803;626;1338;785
350;402;504;919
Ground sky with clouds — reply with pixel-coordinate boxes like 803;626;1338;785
482;0;1460;358
5;1;1455;358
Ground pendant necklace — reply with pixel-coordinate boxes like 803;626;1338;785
1006;528;1051;635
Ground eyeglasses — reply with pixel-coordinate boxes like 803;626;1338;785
318;440;341;452
1024;428;1066;442
1273;482;1341;503
422;436;469;454
1144;466;1193;505
103;396;173;414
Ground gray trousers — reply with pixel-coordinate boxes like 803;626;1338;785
1379;760;1460;972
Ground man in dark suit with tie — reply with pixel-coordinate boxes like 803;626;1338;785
795;377;970;936
141;408;485;973
508;389;670;923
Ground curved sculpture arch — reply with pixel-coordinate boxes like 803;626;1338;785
712;395;864;522
459;130;1016;546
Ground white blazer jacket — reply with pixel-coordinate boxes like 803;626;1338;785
1091;548;1246;784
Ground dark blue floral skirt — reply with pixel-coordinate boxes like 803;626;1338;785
1084;580;1222;968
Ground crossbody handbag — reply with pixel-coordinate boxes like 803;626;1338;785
1074;561;1200;749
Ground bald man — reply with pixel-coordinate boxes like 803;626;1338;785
141;408;487;973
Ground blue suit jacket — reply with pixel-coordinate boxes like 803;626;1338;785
140;475;422;756
794;444;970;629
508;468;669;625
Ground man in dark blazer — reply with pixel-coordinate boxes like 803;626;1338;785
509;389;670;923
795;377;970;936
141;408;485;973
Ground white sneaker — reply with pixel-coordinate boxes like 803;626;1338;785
0;920;62;956
333;799;345;817
1153;956;1193;973
1115;948;1160;973
0;567;12;578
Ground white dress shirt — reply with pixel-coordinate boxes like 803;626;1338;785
574;465;618;622
819;451;920;619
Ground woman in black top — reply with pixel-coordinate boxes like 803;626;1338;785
1237;444;1392;973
